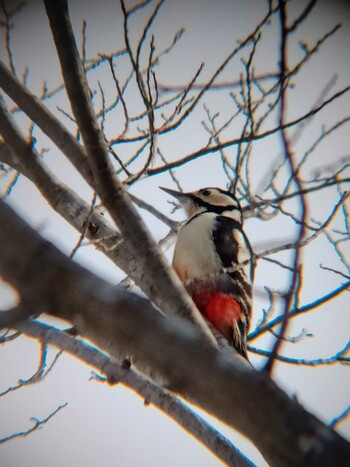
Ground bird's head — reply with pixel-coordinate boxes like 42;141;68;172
160;186;242;223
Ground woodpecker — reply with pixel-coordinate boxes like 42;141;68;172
161;186;254;360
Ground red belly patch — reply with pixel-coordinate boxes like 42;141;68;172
173;267;242;340
192;292;242;340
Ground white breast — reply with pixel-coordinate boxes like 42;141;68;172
173;213;222;280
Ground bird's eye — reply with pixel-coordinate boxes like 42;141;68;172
201;189;211;197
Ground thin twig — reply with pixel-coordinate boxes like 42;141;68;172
0;403;68;444
248;280;350;341
13;319;253;467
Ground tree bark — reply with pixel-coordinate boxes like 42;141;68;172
0;199;349;466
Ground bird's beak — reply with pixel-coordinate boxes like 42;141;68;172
159;186;190;202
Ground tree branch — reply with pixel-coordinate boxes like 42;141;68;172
13;319;253;467
263;0;307;374
0;403;68;444
146;85;350;175
0;97;204;344
0;199;350;465
248;280;350;341
0;60;93;184
43;0;215;344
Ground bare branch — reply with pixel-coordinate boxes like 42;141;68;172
43;0;216;343
15;319;253;467
0;304;36;330
147;84;350;176
1;199;350;465
0;329;21;343
0;60;93;185
249;340;350;366
248;280;350;341
0;403;68;444
69;191;97;259
0;0;24;75
103;54;129;139
263;0;307;374
1;1;349;463
330;405;350;430
0;97;205;348
287;0;318;33
0;340;61;396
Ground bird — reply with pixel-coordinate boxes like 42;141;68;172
160;186;254;360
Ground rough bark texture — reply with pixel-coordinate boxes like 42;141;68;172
43;0;216;344
1;1;349;465
0;200;349;466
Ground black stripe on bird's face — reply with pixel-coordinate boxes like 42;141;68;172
189;188;242;219
160;186;243;221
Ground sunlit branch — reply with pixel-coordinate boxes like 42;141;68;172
2;168;20;197
135;0;164;67
158;62;204;131
282;116;350;195
151;27;185;67
261;74;339;195
126;0;153;16
288;23;341;82
0;60;94;185
320;265;350;280
1;0;350;462
8;49;129;113
130;192;177;228
0;98;124;256
116;138;150;176
112;1;280;152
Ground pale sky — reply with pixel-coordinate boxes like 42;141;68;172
0;1;349;466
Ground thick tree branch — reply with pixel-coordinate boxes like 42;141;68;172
0;99;202;343
0;304;36;329
13;319;252;467
0;98;124;258
43;0;215;345
0;60;93;184
1;2;349;464
0;200;350;466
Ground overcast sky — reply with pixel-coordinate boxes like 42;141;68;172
0;1;349;466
